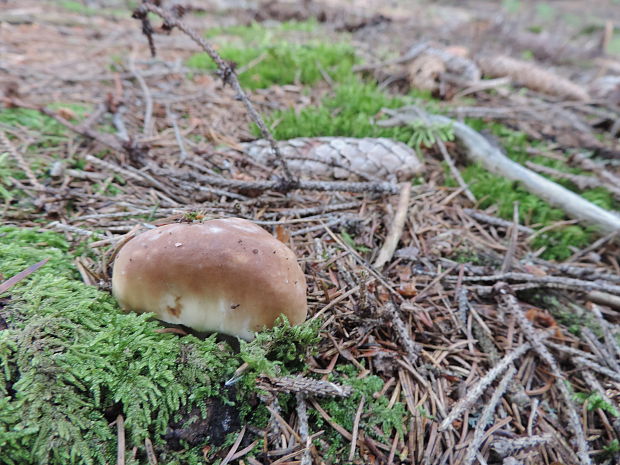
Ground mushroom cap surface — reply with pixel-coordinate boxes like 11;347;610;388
112;218;307;340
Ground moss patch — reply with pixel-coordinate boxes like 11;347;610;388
311;365;408;461
0;227;320;464
187;41;356;90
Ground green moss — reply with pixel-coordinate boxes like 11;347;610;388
603;439;620;458
187;41;356;89
528;293;597;336
311;365;408;460
0;106;84;137
267;80;410;140
0;227;320;464
449;121;618;260
204;20;318;41
574;391;620;416
58;1;129;17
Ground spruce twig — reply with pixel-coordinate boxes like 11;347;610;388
439;337;538;431
492;435;552;458
134;2;295;186
463;366;517;465
497;285;592;465
295;393;313;465
259;375;352;398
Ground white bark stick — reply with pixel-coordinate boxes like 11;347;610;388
381;111;620;235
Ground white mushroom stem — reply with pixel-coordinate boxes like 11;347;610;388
379;110;620;236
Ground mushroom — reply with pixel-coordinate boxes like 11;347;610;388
111;218;307;340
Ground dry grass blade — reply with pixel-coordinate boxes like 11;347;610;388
0;258;49;296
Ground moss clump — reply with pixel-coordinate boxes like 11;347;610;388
0;227;319;464
0;105;89;137
187;41;356;90
311;365;408;461
264;79;449;148
188;17;353;90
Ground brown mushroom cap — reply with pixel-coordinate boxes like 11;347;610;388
111;218;307;340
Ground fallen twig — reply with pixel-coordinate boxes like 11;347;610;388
439;338;538;432
384;302;421;366
450;272;620;295
0;258;49;296
463;208;535;234
379;108;620;236
463;366;517;465
258;376;353;398
374;182;411;269
497;286;591;465
134;2;295;183
295;393;313;465
492;435;552;458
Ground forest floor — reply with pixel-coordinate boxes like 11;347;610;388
2;1;620;464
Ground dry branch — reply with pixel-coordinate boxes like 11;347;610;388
379;108;620;236
134;2;294;183
477;55;590;101
241;137;423;181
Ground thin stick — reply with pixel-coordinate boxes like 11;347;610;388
436;137;476;203
374;182;411;269
455;272;620;295
116;414;125;465
349;395;366;461
128;56;154;137
166;104;188;163
500;202;520;273
463;209;534;234
157;167;397;194
136;3;294;183
0;258;49;295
